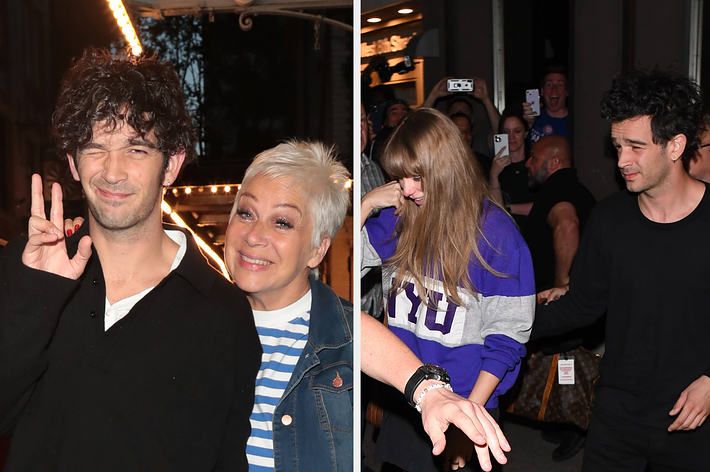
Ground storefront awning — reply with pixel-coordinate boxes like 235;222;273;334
125;0;352;31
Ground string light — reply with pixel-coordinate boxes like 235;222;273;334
106;0;142;55
161;200;230;280
160;176;352;280
170;181;351;196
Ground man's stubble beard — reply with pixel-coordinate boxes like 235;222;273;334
84;171;166;236
87;193;161;234
528;167;548;189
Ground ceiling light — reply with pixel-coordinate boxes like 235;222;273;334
367;17;382;23
398;8;414;14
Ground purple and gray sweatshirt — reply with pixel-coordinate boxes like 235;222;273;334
362;202;535;407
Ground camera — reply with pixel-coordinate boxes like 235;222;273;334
447;79;474;93
373;57;415;83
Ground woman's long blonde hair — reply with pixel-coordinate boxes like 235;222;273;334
380;107;504;307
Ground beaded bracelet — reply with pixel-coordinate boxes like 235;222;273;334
415;382;454;413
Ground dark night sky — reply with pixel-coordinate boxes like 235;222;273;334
49;0;122;102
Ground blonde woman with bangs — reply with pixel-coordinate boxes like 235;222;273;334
361;107;535;472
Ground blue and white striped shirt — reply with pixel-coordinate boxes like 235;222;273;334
247;291;311;472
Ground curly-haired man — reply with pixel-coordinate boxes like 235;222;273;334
533;68;710;471
0;48;261;471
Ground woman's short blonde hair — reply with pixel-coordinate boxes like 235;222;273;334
230;140;351;247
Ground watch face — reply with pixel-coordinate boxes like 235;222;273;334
423;364;451;383
405;363;453;408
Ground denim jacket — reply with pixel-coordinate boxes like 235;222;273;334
271;276;353;472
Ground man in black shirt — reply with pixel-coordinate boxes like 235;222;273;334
0;49;260;471
522;135;596;461
533;69;710;471
524;135;596;296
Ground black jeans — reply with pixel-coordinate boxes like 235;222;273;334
583;405;710;472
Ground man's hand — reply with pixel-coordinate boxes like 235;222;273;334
362;55;388;86
422;77;454;108
668;375;710;431
537;285;569;304
522;102;537;127
430;77;453;100
22;174;92;280
470;78;490;102
419;387;509;472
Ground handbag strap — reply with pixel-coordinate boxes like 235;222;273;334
538;353;559;421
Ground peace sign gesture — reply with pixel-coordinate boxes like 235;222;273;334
21;174;92;279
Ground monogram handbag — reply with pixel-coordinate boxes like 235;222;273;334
504;347;602;430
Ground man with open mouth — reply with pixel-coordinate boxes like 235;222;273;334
525;65;570;145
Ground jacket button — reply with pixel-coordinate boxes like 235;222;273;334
90;311;97;318
93;278;99;285
281;415;292;426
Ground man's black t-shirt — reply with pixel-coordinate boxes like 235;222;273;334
523;167;596;291
534;183;710;428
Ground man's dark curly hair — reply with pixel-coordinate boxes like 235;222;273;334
600;68;704;162
52;47;197;168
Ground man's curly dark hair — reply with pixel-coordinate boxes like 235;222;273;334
600;68;704;162
52;47;197;168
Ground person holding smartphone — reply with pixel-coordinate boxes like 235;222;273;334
523;65;569;144
489;108;535;225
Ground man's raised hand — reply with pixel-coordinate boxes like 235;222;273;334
420;387;509;471
22;174;91;279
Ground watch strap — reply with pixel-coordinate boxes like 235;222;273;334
404;364;451;408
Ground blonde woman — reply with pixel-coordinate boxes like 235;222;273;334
361;108;535;472
225;141;352;472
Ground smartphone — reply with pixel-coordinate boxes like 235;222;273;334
447;78;474;93
526;89;541;116
494;134;509;157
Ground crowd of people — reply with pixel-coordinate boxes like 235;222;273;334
0;39;709;472
362;60;710;472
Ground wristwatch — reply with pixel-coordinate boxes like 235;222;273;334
404;363;451;409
